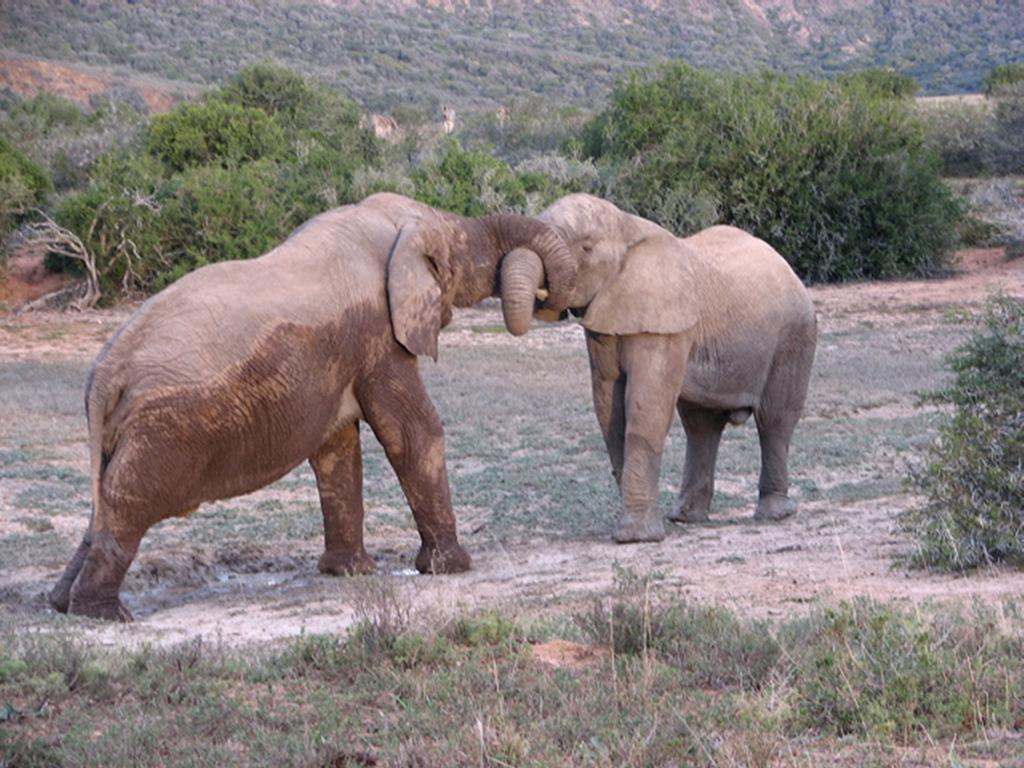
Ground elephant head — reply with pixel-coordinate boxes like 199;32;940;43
503;193;700;337
387;210;576;359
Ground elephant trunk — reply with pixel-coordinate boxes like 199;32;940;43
500;248;544;336
486;215;576;335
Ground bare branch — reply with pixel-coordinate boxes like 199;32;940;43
21;210;102;310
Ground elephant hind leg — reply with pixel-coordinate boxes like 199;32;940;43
67;526;142;622
753;338;815;522
311;421;376;576
669;405;728;524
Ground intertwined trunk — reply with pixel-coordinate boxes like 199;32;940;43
447;214;576;335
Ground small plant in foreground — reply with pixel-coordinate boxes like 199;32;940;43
902;295;1024;570
785;599;1024;742
576;565;780;689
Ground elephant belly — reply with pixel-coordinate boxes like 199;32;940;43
679;337;772;411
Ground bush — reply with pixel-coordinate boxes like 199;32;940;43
581;63;962;281
901;296;1024;570
836;68;920;99
50;64;384;298
990;83;1024;174
575;566;779;690
787;600;1022;741
412;140;529;215
0;136;50;235
147;98;284;171
983;63;1024;96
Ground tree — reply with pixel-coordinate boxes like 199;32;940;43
147;98;284;171
580;63;961;282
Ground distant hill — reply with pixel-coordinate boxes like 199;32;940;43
0;0;1020;110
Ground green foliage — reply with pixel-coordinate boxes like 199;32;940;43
446;612;518;647
583;63;961;281
576;566;780;690
0;92;147;191
990;84;1024;174
0;136;50;235
836;68;920;99
147;98;284;171
47;64;381;297
412;140;529;216
902;297;1024;571
983;63;1024;96
923;87;1024;176
787;600;1023;741
412;140;593;217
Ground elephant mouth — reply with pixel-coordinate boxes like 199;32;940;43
535;304;571;323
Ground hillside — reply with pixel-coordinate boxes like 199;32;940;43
0;52;201;113
0;0;1020;110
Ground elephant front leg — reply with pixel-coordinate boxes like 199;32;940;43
669;405;728;523
360;361;471;574
311;421;376;576
614;336;689;543
586;331;626;485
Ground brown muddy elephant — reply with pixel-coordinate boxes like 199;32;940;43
501;194;816;543
50;193;575;621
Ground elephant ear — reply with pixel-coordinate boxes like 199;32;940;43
582;235;699;336
387;220;452;361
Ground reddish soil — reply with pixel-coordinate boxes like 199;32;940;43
0;54;198;113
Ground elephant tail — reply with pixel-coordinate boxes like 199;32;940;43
84;366;120;521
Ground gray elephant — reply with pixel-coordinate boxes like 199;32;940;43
50;192;575;621
500;194;816;543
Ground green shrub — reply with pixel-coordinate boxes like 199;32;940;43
52;64;379;297
412;140;529;216
581;63;961;281
983;63;1024;96
786;600;1023;741
901;296;1024;570
147;98;284;171
921;102;994;177
0;135;50;233
446;612;518;647
836;68;920;99
990;83;1024;174
575;566;779;690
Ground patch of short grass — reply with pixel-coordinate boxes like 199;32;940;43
2;589;1022;766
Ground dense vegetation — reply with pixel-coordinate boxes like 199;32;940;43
921;86;1024;177
581;63;961;281
903;297;1024;571
16;63;588;295
0;136;49;238
2;586;1022;765
1;0;1022;109
6;56;1007;296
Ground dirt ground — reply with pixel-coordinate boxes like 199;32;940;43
1;247;1023;648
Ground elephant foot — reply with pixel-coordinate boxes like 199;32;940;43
49;580;73;614
318;548;377;576
667;497;711;524
754;494;798;522
613;514;666;544
67;594;133;622
50;533;94;613
415;540;472;575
